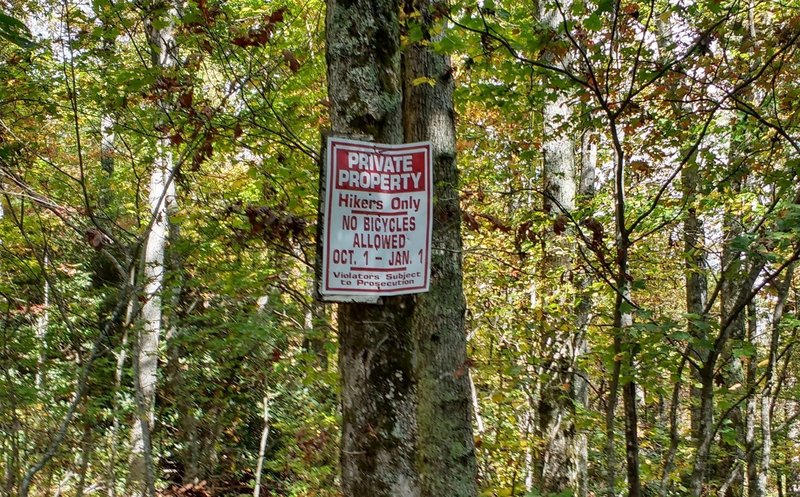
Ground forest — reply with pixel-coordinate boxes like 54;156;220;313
0;0;799;496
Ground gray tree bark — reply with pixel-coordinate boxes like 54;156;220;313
746;300;759;497
573;130;596;497
531;1;591;494
755;268;794;497
129;1;179;495
689;260;763;497
682;158;709;443
403;2;477;496
326;2;417;496
787;399;800;497
326;1;476;496
714;121;750;497
35;253;49;391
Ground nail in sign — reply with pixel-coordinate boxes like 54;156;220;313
321;137;432;300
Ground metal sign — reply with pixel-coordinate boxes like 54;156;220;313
320;137;432;301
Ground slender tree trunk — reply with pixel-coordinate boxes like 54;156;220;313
129;148;172;495
717;116;752;497
100;114;114;174
253;396;271;497
657;15;710;479
663;25;709;467
606;351;621;497
659;357;686;497
689;261;763;497
468;370;485;435
745;301;758;497
75;425;94;497
683;158;708;442
620;294;640;497
107;327;128;497
129;1;179;494
98;0;115;175
755;269;794;497
608;123;640;497
35;253;49;391
573;131;596;497
690;358;715;497
535;80;580;493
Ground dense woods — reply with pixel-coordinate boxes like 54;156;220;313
1;0;799;496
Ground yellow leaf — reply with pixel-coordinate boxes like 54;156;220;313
411;76;436;87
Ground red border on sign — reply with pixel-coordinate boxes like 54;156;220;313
322;137;432;296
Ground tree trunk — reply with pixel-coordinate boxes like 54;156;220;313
745;301;758;497
606;347;621;497
100;114;114;174
129;1;179;494
608;122;640;497
403;2;477;496
108;267;136;497
756;269;794;497
573;130;596;497
326;2;417;496
129;138;173;497
532;0;591;494
253;396;271;497
659;357;686;497
690;359;716;497
107;327;128;497
715;115;752;497
689;261;762;497
326;1;476;496
682;158;709;443
35;253;49;391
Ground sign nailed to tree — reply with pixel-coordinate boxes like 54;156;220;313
320;137;432;300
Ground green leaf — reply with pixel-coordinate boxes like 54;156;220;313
732;342;756;358
597;0;614;13
407;22;424;44
619;299;635;315
584;12;602;31
0;11;35;48
730;234;752;251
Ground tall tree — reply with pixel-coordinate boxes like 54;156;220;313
325;1;417;496
129;1;179;495
403;1;477;496
531;0;589;494
325;0;476;495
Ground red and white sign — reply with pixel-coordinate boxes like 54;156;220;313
320;137;432;300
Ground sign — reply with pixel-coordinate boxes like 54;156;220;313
320;137;432;300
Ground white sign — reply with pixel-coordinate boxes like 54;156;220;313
320;137;432;300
